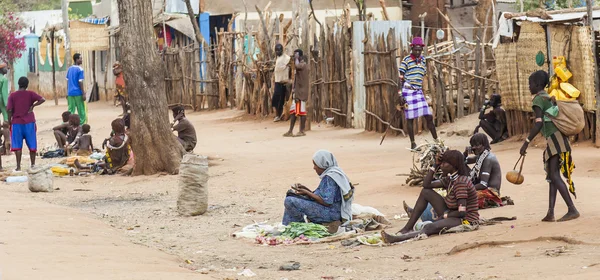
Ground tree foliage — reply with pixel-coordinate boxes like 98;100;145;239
0;13;26;65
0;0;61;13
518;0;599;12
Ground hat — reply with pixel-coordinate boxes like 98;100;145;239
0;63;6;69
410;37;425;47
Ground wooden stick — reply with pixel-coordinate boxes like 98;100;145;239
447;236;600;255
365;110;407;136
436;8;469;42
379;0;390;20
427;57;498;83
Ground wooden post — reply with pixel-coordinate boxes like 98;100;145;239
298;0;311;130
51;30;58;105
587;0;600;146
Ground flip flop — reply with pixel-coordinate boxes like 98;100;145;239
283;132;294;137
295;132;306;137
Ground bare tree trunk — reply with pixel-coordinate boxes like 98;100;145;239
116;0;184;175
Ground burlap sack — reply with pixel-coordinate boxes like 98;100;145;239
28;166;54;193
547;100;585;136
177;154;209;216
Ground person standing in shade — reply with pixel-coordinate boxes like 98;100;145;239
113;61;128;116
0;63;9;123
7;77;45;171
273;44;291;122
283;49;309;137
398;37;438;149
66;53;87;124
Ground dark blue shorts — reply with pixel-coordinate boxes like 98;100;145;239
11;123;37;152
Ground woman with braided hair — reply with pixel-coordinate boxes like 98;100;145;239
382;150;479;244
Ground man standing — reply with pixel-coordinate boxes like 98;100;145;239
273;44;291;122
283;49;309;137
399;37;438;149
7;77;45;171
474;93;508;144
113;61;128;116
66;53;87;124
0;63;9;123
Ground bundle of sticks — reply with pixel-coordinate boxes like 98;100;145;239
399;141;448;187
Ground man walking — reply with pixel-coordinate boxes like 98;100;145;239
66;53;87;124
273;44;291;121
0;63;9;123
283;49;309;137
7;77;45;171
399;37;439;149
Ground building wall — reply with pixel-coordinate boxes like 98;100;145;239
39;70;68;99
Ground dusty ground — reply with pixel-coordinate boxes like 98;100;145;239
2;101;600;280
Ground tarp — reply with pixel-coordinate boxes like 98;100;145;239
79;16;109;25
163;17;196;41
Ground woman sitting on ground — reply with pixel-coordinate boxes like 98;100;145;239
382;150;479;244
282;150;354;226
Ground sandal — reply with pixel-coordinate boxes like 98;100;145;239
283;132;294;137
295;132;306;137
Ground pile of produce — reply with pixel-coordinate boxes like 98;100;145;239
254;222;331;246
281;222;331;239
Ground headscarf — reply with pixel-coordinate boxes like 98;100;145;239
312;149;353;222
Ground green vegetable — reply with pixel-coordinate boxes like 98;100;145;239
281;222;331;239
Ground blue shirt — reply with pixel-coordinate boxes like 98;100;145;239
399;55;427;88
66;65;84;96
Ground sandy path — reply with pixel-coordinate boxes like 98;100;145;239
1;101;600;279
0;192;210;280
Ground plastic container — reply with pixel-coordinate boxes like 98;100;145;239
549;76;560;91
6;176;28;183
555;66;573;82
560;82;580;98
552;56;567;68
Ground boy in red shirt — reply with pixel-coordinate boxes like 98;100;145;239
7;77;45;171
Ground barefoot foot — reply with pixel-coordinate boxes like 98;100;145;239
557;210;580;222
403;200;413;218
541;214;555;222
380;230;394;244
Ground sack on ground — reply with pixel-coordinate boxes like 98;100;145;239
546;100;585;136
28;166;54;193
177;154;209;216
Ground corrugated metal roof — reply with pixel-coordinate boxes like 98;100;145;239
514;10;600;23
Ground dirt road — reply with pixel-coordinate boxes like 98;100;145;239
1;102;600;279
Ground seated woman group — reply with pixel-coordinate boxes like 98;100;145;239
382;150;479;244
282;150;354;226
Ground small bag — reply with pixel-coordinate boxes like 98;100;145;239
545;100;585;136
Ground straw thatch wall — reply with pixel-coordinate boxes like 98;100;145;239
496;22;596;112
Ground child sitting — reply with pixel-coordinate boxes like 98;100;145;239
71;124;93;156
53;111;71;148
65;114;82;155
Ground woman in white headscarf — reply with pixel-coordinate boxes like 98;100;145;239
282;150;354;225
